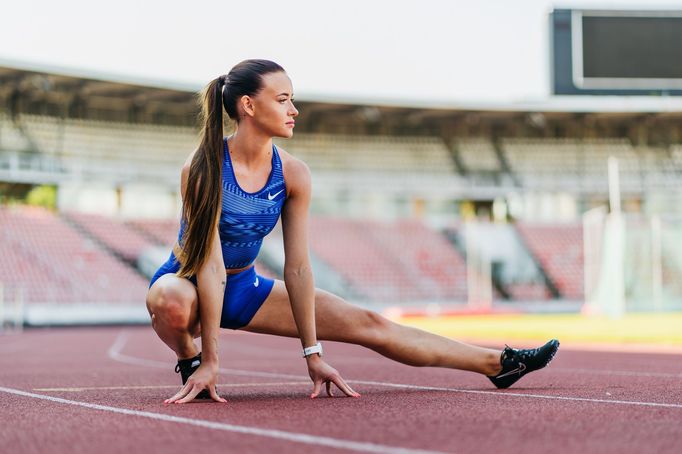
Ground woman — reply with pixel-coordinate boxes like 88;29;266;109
145;59;559;404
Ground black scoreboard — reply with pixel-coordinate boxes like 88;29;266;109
551;9;682;95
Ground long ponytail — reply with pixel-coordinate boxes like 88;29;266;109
176;76;226;277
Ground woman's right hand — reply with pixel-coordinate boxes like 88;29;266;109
306;354;360;398
164;362;227;404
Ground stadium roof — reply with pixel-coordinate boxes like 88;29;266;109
2;57;682;116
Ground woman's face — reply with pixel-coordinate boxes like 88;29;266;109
246;71;298;138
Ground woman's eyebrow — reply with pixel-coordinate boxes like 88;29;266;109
277;92;293;97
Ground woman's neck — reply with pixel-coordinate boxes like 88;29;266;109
229;124;273;168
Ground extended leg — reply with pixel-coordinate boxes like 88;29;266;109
243;281;502;376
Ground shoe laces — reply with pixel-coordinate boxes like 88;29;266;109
502;345;540;363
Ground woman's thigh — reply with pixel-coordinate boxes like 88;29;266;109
241;280;386;347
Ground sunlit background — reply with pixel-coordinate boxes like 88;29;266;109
2;1;682;342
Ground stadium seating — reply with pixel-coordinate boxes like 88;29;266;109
452;138;501;173
501;138;642;192
0;205;149;304
126;218;180;246
275;133;455;174
515;222;583;300
63;211;157;262
308;216;467;302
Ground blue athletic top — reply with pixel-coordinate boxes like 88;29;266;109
178;137;287;269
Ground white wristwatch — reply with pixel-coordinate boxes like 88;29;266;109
302;342;323;358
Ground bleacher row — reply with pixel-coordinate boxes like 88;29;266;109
1;113;681;192
455;137;680;191
0;205;584;306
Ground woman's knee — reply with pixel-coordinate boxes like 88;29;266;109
354;307;393;347
146;279;197;331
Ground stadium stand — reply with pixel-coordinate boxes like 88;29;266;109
501;138;643;192
308;216;467;303
0;205;149;305
515;222;584;300
127;218;180;247
452;138;501;173
276;133;454;174
62;211;157;262
635;146;679;188
274;133;465;197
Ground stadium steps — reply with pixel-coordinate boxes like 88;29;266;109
491;138;521;187
59;211;151;280
514;222;582;300
510;225;561;299
444;139;467;176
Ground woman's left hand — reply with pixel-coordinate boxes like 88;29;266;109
306;355;360;398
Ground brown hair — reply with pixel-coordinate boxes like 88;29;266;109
176;59;285;277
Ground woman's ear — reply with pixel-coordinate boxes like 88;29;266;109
240;95;255;118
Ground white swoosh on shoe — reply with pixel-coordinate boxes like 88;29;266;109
496;362;526;379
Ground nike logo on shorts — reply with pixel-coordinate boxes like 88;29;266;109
267;189;284;201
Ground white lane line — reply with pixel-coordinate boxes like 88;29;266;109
34;382;310;392
345;380;682;410
0;386;441;454
109;330;682;410
553;368;682;379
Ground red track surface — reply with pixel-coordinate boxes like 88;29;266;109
1;326;681;453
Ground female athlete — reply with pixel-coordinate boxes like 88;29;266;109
145;59;559;404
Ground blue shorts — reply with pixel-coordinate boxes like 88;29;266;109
149;251;275;330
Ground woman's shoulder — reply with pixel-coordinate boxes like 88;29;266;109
276;145;311;191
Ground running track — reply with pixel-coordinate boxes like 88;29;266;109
1;327;681;453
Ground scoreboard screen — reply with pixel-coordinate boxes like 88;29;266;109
552;9;682;95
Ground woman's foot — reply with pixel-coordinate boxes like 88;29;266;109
175;352;214;399
487;339;560;389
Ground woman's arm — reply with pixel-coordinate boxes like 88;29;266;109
194;219;226;366
281;158;359;399
165;162;226;404
281;159;316;349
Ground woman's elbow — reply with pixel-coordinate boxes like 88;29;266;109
283;263;312;280
199;259;225;280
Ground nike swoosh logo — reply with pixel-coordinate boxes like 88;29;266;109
253;277;259;287
496;362;526;379
267;189;284;201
